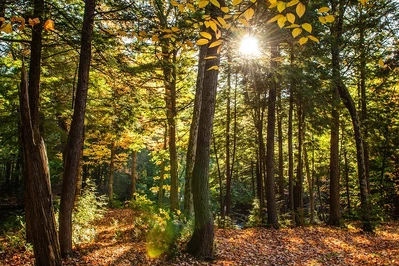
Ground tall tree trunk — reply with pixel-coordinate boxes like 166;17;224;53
330;0;372;231
288;47;295;225
158;127;167;207
328;87;341;226
304;144;314;224
108;141;116;202
223;54;232;217
20;50;61;266
184;45;206;216
266;42;279;228
277;88;285;213
59;0;95;257
186;4;222;257
344;149;351;214
294;105;304;226
213;138;224;225
130;151;137;200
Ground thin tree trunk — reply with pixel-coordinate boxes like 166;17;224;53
158;126;168;207
130;151;137;200
277;88;285;213
288;47;295;225
344;149;351;214
328;87;341;226
304;144;314;224
108;141;116;203
294;106;304;226
213;138;224;225
184;45;206;216
266;42;279;228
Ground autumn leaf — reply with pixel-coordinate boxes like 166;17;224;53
268;14;284;23
308;35;319;43
198;0;209;8
0;22;12;33
233;0;243;6
277;16;287;28
277;1;286;12
324;15;335;23
221;6;229;13
243;8;255;21
287;0;299;7
209;39;223;48
210;0;220;8
292;27;302;38
302;23;312;33
286;13;295;24
200;31;212;40
207;65;219;71
196;38;209;45
298;36;308;45
296;2;306;18
318;6;330;13
28;17;40;27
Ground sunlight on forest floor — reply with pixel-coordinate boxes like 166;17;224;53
1;209;399;265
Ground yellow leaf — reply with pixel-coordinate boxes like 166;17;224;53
44;19;55;31
205;56;218;59
216;28;222;39
198;1;209;8
171;0;179;6
277;1;286;12
287;0;299;7
178;4;184;12
269;2;277;8
308;35;319;43
286;13;295;24
285;23;300;29
269;0;277;3
210;0;220;8
186;40;194;47
319;16;326;24
292;27;302;38
209;20;218;33
172;27;180;32
243;8;255;21
207;65;219;71
359;0;368;6
28;18;40;27
196;38;209;45
209;39;223;48
301;23;312;33
233;0;243;6
221;6;229;13
217;17;227;27
187;3;195;11
318;7;330;13
268;14;284;23
277;16;287;28
0;17;5;23
200;31;212;40
152;35;159;42
378;59;385;67
238;18;250;27
296;2;306;18
324;15;335;23
298;37;308;45
0;23;12;33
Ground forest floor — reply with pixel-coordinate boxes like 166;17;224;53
1;208;399;265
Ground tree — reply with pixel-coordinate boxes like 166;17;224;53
59;0;96;257
19;0;62;264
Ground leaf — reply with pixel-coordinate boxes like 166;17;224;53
378;59;385;67
277;1;286;12
318;6;330;13
296;2;306;18
171;27;180;32
301;23;312;33
287;0;299;7
0;17;5;23
217;17;227;27
205;56;218;59
277;16;287;28
292;27;302;37
196;38;209;45
209;39;223;48
268;14;284;23
28;17;40;27
210;0;220;8
238;18;250;27
185;40;194;47
171;0;179;6
221;6;229;13
286;13;295;24
200;31;212;40
308;35;319;43
208;20;218;33
198;1;209;8
269;2;277;8
207;65;219;71
285;23;300;29
319;16;326;24
359;0;369;6
324;15;335;23
0;23;12;33
233;0;243;6
298;36;308;45
152;35;159;42
178;4;184;12
269;0;277;4
243;8;255;21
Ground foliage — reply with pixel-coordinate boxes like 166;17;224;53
0;214;32;254
246;198;263;227
71;180;107;245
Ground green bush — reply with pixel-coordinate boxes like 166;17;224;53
246;198;263;227
0;214;32;253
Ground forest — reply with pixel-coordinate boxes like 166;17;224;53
1;0;399;265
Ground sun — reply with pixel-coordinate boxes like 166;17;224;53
239;35;261;57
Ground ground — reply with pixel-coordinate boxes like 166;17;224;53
1;208;399;265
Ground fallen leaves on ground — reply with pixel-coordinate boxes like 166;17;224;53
1;209;399;265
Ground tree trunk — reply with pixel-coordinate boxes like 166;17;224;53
186;5;222;257
223;54;232;217
130;151;137;200
288;48;295;225
184;45;206;216
108;141;116;202
304;144;314;224
294;106;304;226
266;42;279;228
59;0;95;257
328;87;341;226
277;88;285;213
158;127;167;208
20;64;61;266
330;0;372;231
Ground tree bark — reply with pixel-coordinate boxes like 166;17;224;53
266;42;279;228
130;151;137;200
304;144;314;224
108;141;116;202
328;87;341;226
277;88;285;213
184;45;206;216
59;0;95;257
288;47;295;225
294;105;304;226
186;4;222;257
